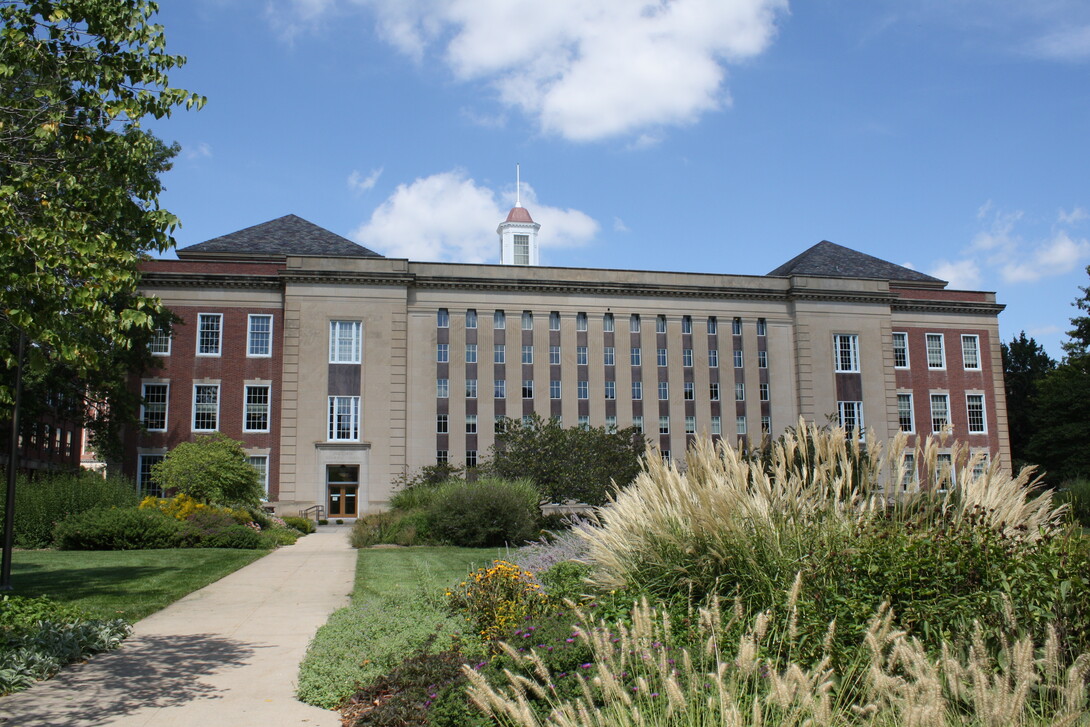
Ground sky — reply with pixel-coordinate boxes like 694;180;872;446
146;0;1090;358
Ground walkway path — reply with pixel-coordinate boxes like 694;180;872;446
0;525;356;727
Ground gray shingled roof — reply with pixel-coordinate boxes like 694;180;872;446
177;214;383;259
768;240;945;285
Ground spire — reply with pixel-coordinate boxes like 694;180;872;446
498;164;540;265
515;163;521;208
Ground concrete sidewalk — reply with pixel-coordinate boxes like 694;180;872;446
0;525;357;726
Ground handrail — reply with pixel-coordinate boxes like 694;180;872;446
300;504;326;522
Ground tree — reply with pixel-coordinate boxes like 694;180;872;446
150;434;263;507
486;414;646;506
1001;331;1055;466
1025;357;1090;483
0;0;204;404
1063;263;1090;358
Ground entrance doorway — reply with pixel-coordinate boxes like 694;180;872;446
327;464;359;518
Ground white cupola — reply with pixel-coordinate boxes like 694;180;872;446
498;164;540;266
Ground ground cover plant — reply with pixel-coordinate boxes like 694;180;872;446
0;471;139;549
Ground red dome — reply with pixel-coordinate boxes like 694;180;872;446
505;206;535;223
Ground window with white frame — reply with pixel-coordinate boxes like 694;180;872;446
733;350;743;368
659;416;670;434
577;346;588;365
549;345;561;365
961;335;981;370
149;327;171;356
493;344;504;364
522;311;533;330
936;453;955;489
494;380;506;398
495;416;505;431
193;384;219;431
329;320;361;363
521;345;533;364
605;415;617;431
897;393;914;432
737;416;747;435
466;415;477;434
604;347;615;366
926;334;945;369
549;311;561;330
466;309;477;328
436;450;448;464
966;394;986;433
550;380;561;399
710;382;720;400
328;396;360;440
656;315;667;333
631;347;642;366
244;385;270;432
735;383;745;401
892;332;909;368
197;313;222;356
658;381;669;400
761;416;771;434
757;318;767;336
732;318;742;335
522;380;534;398
838;401;863;433
604;313;614;332
466;344;478;363
683;349;693;367
465;379;477;398
683;381;694;400
657;348;667;366
436;343;449;363
833;334;860;373
711;416;721;435
577;381;589;399
630;314;641;332
513;233;530;265
247;315;272;357
494;310;505;329
930;393;950;432
141;383;168;432
682;316;692;334
709;350;719;368
632;415;644;433
707;317;718;335
971;451;990;479
759;383;770;401
436;379;449;398
466;449;478;467
900;452;916;491
605;381;616;399
437;414;448;433
249;455;269;499
437;309;449;328
138;454;164;497
758;351;768;368
632;381;643;400
576;312;587;331
685;416;696;434
578;415;590;429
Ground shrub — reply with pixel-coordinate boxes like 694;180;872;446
446;560;550;642
150;433;263;507
201;524;267;549
282;516;316;534
260;528;300;547
178;510;268;549
54;507;182;550
350;510;429;548
425;478;540;548
0;472;138;549
1056;478;1090;528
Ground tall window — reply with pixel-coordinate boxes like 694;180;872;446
436;450;448;464
494;310;506;329
710;382;720;400
632;416;644;433
658;382;669;400
630;314;641;333
603;313;615;332
838;401;863;432
735;383;745;401
756;318;767;336
577;381;589;399
244;385;270;432
549;311;561;330
682;349;693;367
604;347;615;366
328;396;360;440
930;393;950;432
249;456;269;499
759;383;770;401
709;350;719;368
436;379;449;398
577;346;588;365
436;343;449;363
926;334;945;369
522;380;534;398
197;313;222;356
494;380;506;399
521;345;533;364
833;334;860;372
685;416;696;434
522;311;533;330
761;416;771;435
900;453;916;491
247;315;273;357
466;309;477;328
465;379;477;398
659;416;670;435
758;351;768;368
550;380;562;399
733;350;743;368
437;414;448;433
437;309;449;328
605;381;616;400
936;453;955;489
549;345;561;365
681;316;692;334
897;393;914;432
737;416;747;435
961;335;981;370
138;454;164;497
632;381;643;400
605;415;617;431
578;415;590;429
966;394;986;433
493;344;505;364
732;318;742;335
707;317;718;334
576;312;588;331
656;315;667;333
466;415;477;434
329;320;361;363
193;384;219;431
892;332;909;368
631;347;642;366
711;416;721;435
657;348;667;367
513;234;530;265
149;327;171;356
465;344;478;363
141;383;168;432
683;382;694;400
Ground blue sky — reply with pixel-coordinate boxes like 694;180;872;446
147;0;1090;357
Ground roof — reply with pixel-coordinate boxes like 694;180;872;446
504;206;535;223
768;240;946;285
177;214;384;260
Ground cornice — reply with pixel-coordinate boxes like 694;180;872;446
412;275;789;300
140;272;282;289
279;269;415;286
891;299;1005;315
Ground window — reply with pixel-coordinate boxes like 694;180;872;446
578;415;590;429
466;415;477;434
197;313;222;356
328;396;360;440
329;320;361;363
707;317;718;335
630;314;641;333
631;347;642;366
710;382;720;401
657;348;668;367
759;383;769;401
436;414;448;433
737;416;747;435
761;416;771;435
683;382;694;400
659;416;670;435
550;380;562;399
521;345;533;364
193;384;219;431
465;379;477;398
494;380;506;398
926;334;945;369
577;381;589;399
658;382;669;400
734;350;743;368
549;311;561;330
244;385;270;432
936;453;955;489
652;315;666;334
683;349;693;367
436;450;448;464
466;449;479;468
662;450;672;463
437;309;449;327
893;332;909;368
605;381;616;399
604;347;615;366
549;345;561;365
138;454;164;497
149;327;171;356
966;394;986;433
577;346;588;366
632;381;643;400
838;401;863;432
249;456;269;499
603;313;614;332
521;415;532;426
245;315;273;357
494;310;506;329
833;334;860;373
682;316;692;334
632;416;644;433
758;351;768;369
436;343;449;363
735;383;745;401
962;335;981;370
522;311;533;330
605;415;617;431
971;452;990;479
709;350;719;368
141;383;168;431
522;380;534;399
711;416;721;435
462;344;476;363
576;312;587;331
757;318;767;336
898;393;914;432
513;233;530;265
465;309;477;328
494;344;505;364
436;379;449;398
901;453;916;490
930;393;950;432
685;416;696;434
732;318;742;335
496;416;506;431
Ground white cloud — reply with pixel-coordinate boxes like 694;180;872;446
930;259;982;289
347;167;383;194
1028;23;1090;61
185;142;213;160
613;217;629;233
1000;230;1090;283
351;169;598;262
1059;207;1088;225
360;0;788;141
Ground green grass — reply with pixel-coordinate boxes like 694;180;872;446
297;546;499;709
9;548;267;621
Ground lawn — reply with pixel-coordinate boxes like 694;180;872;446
297;546;500;709
8;548;267;621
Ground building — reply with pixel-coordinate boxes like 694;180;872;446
125;205;1009;517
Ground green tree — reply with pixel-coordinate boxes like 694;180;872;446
1001;331;1055;466
0;0;203;404
485;414;646;506
1025;357;1090;483
1064;263;1090;357
151;434;263;507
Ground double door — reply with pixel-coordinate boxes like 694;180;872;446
327;464;358;518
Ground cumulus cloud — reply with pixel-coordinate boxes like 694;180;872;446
930;259;982;290
1059;207;1088;225
347;167;383;194
1000;230;1090;282
351;169;598;262
357;0;788;141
